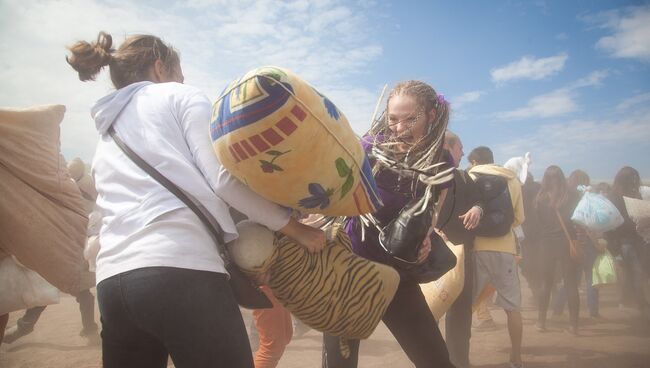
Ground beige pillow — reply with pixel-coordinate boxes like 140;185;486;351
0;105;91;294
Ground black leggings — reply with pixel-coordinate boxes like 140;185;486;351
322;280;454;368
538;249;580;329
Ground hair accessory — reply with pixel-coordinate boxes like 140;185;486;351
436;94;446;106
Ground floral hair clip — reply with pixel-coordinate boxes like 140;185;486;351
436;93;446;106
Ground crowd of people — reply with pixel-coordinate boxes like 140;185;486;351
2;31;649;368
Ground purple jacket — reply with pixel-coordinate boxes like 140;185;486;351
345;136;452;264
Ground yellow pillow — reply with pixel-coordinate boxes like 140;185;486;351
420;242;465;320
210;66;381;216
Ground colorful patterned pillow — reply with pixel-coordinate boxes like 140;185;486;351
210;66;381;216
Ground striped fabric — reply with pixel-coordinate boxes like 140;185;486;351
231;223;400;358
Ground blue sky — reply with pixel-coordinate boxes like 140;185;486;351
1;0;648;182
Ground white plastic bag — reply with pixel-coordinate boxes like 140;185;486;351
0;256;60;315
571;189;624;232
592;250;617;288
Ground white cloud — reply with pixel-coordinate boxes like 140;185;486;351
490;53;568;83
496;70;608;121
494;112;650;178
617;92;650;110
569;70;608;88
451;90;485;109
595;6;650;62
496;89;577;120
0;0;383;162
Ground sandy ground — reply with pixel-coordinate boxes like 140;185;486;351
1;276;649;368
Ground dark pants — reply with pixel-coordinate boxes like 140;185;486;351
538;247;580;329
519;239;542;300
620;243;649;312
322;280;454;368
445;247;473;368
97;267;253;368
553;241;599;317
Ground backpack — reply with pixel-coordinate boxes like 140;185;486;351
472;174;515;237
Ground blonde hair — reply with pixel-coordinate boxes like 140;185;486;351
66;31;179;89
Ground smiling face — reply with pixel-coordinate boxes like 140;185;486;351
386;94;435;148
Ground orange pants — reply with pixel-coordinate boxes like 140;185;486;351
253;286;293;368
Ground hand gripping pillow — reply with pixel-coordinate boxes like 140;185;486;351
228;221;400;357
210;66;382;216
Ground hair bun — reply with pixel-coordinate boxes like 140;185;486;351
94;32;114;62
67;31;115;82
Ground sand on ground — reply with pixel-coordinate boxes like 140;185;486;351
1;274;649;368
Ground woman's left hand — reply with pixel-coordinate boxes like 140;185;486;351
279;217;326;253
459;205;482;230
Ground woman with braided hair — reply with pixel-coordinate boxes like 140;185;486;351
322;80;455;368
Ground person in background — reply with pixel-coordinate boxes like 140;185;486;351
66;31;324;368
251;287;293;368
467;146;525;368
594;182;612;197
534;166;580;335
518;172;542;304
605;166;649;325
553;170;603;320
229;207;295;368
437;130;483;368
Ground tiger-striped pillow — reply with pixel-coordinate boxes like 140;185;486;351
229;221;400;357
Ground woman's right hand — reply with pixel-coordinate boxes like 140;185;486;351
279;217;326;253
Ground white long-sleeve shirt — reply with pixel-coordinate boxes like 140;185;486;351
91;81;290;283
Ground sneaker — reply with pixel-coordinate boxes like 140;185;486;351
473;319;497;331
3;325;34;344
508;361;524;368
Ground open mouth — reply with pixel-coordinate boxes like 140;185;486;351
396;134;414;142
